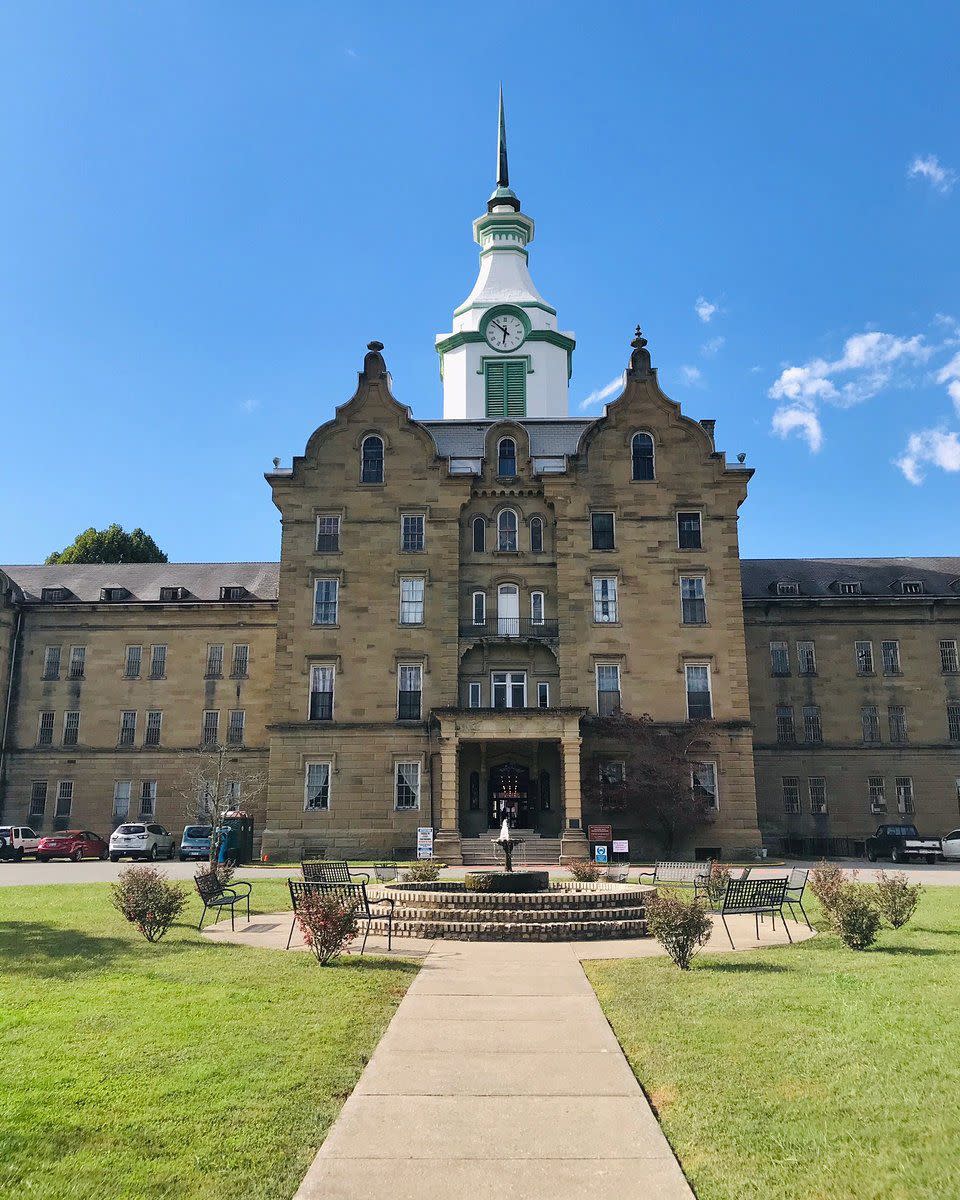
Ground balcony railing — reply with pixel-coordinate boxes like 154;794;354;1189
459;619;560;640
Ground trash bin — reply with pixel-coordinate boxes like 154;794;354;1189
218;813;254;865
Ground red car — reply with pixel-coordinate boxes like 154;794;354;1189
36;830;109;862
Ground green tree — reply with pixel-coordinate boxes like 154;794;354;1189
45;524;167;565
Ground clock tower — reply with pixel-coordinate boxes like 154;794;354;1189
436;90;575;420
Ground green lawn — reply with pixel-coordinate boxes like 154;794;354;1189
0;880;416;1200
586;887;960;1200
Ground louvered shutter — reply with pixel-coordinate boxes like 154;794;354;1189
484;359;526;418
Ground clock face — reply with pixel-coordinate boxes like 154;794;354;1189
485;312;525;352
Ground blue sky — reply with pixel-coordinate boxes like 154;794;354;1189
1;2;957;564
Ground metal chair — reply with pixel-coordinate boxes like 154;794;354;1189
287;879;395;953
719;877;791;949
194;872;252;931
784;867;812;930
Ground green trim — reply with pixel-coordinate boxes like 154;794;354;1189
476;354;534;375
453;299;558;319
483;358;527;418
435;330;484;357
479;305;531;351
435;325;575;380
478;245;529;262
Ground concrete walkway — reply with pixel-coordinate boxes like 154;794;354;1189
293;939;696;1199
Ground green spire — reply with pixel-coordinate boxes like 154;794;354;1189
488;84;520;213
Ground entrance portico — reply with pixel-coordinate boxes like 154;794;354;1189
431;708;589;864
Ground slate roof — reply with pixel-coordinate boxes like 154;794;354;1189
741;558;960;599
420;419;594;459
1;563;280;604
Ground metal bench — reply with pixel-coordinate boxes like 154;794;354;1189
604;862;631;883
373;862;405;882
194;871;252;931
637;860;712;894
720;877;791;948
286;879;395;953
302;859;370;884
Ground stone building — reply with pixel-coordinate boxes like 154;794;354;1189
1;102;957;858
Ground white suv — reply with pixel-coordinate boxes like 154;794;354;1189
109;823;176;862
0;826;41;861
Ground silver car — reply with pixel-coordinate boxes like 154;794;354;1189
109;822;176;862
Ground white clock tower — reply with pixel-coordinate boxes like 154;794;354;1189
436;90;575;420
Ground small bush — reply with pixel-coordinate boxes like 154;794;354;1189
646;892;713;969
406;859;445;882
463;870;548;893
568;859;602;882
704;862;731;907
875;870;922;929
831;883;881;950
111;867;188;943
294;890;359;965
809;860;850;926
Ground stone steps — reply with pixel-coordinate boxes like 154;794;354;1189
368;916;648;941
461;834;562;866
372;904;649;925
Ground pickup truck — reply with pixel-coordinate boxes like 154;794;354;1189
0;825;42;861
864;824;942;864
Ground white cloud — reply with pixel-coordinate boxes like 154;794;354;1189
680;365;703;385
907;154;957;194
936;351;960;413
240;397;260;414
748;364;763;374
895;428;960;484
694;296;719;323
701;335;725;356
771;405;823;453
769;331;931;411
578;372;625;412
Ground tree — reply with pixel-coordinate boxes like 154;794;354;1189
45;524;167;564
581;711;716;855
174;743;267;865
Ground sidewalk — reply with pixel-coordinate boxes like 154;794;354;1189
293;939;695;1199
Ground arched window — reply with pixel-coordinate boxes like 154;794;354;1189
361;435;384;484
631;432;655;481
497;437;517;477
497;509;518;552
529;515;544;553
472;515;486;553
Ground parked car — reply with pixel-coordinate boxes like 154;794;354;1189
179;825;213;861
0;825;42;861
36;830;109;862
864;823;942;864
109;823;176;862
941;830;960;861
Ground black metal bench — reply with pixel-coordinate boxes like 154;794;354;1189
302;859;370;884
637;860;712;894
720;877;791;948
287;879;395;953
194;871;252;931
781;867;811;930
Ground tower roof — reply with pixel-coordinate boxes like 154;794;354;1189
488;85;520;212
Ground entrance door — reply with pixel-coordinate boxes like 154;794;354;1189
488;763;534;829
497;584;520;637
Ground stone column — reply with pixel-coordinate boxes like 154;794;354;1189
559;732;588;863
433;730;463;864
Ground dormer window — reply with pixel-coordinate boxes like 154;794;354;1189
497;437;517;478
100;587;127;602
159;586;187;602
776;582;800;596
900;580;924;595
631;432;655;481
220;586;246;601
360;434;384;484
838;581;861;596
40;587;69;603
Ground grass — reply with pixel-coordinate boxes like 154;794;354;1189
0;879;417;1200
585;887;960;1200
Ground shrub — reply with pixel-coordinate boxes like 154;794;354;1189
875;870;922;929
831;883;881;950
406;859;445;882
294;890;359;965
568;859;602;882
646;892;713;969
704;862;731;907
809;860;850;925
463;870;548;893
111;867;188;943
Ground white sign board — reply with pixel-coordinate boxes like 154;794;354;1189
416;827;434;860
612;840;629;854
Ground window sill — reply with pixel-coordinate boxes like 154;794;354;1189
798;672;818;679
593;621;623;628
493;549;520;556
400;548;426;555
677;546;704;553
41;676;60;683
590;546;617;553
682;621;710;628
148;675;166;682
315;548;342;555
311;623;341;630
204;674;223;680
229;674;249;681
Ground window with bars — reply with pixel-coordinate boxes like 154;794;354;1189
361;435;384;483
855;640;874;675
602;761;627;785
472;516;486;552
112;781;132;824
685;665;713;719
316;514;341;552
206;644;224;677
802;705;822;743
231;644;249;678
797;640;817;676
590;512;615;551
55;780;73;818
782;777;801;814
861;705;881;744
124;645;142;678
118;711;137;747
309;666;334;721
868;776;886;812
304;762;331;811
227;710;245;745
530;516;544;553
593;577;619;623
776;581;800;596
770;641;790;676
632;432;655;481
776;705;796;743
941;640;960;673
37;712;55;746
62;711;80;748
29;781;48;820
896;776;915;814
691;762;719;809
486;363;526;420
948;703;960;742
839;581;862;595
677;511;702;550
809;777;828;815
401;514;425;552
42;646;61;680
201;710;219;747
398;664;422;720
888;705;908;743
395;761;421;810
145;710;162;747
497;509;518;552
399;577;425;625
140;780;157;817
900;580;924;595
881;640;901;675
149;644;167;679
680;576;707;625
68;646;86;680
313;579;339;625
596;664;621;716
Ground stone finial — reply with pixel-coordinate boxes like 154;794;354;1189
628;325;652;375
362;340;387;381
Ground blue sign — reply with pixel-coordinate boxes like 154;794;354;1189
594;844;609;864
